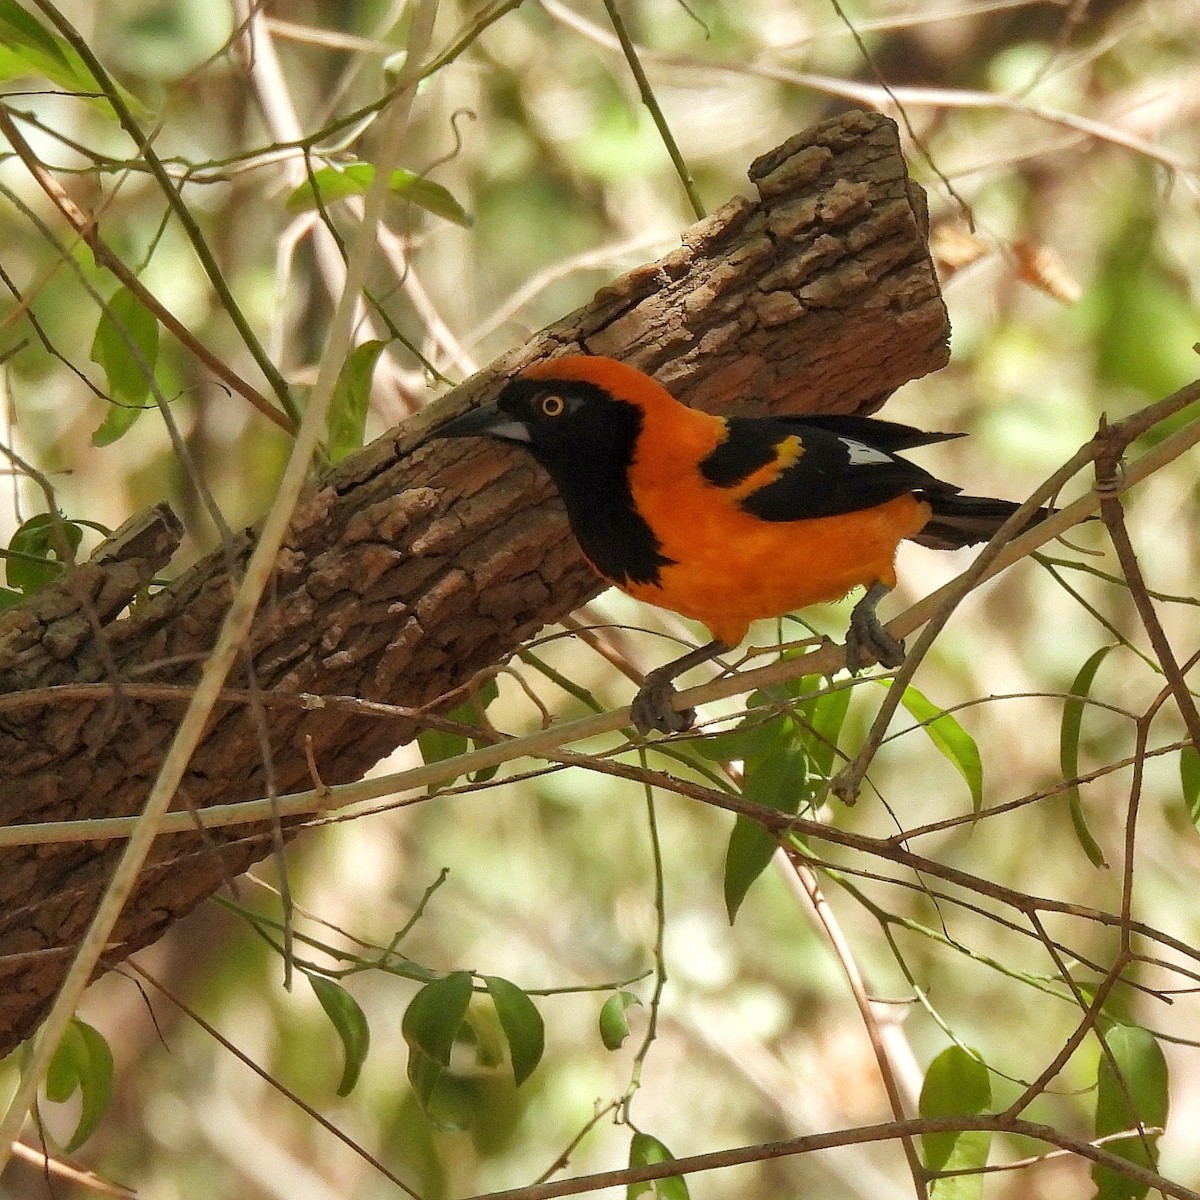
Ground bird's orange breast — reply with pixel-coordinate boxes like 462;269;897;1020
615;410;932;646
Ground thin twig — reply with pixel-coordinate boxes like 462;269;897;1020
124;962;421;1197
785;854;928;1199
619;751;670;1120
598;0;705;220
10;736;1198;986
540;1;1198;182
30;0;301;425
0;105;294;434
453;1114;1200;1200
6;1141;135;1197
1095;417;1200;753
832;383;1200;803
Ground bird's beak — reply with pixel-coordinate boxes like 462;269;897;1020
434;401;531;443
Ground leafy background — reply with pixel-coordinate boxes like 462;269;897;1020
1;1;1199;1198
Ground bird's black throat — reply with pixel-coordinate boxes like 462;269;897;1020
508;382;674;588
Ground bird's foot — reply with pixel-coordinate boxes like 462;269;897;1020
845;583;906;671
631;670;696;735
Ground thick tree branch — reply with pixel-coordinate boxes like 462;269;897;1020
0;109;949;1055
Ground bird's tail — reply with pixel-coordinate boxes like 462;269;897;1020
910;492;1049;551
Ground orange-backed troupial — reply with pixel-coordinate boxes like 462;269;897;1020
437;355;1046;734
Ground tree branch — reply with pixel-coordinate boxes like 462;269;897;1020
0;109;949;1056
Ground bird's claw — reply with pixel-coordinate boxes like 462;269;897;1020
631;672;696;735
845;625;906;672
846;588;906;671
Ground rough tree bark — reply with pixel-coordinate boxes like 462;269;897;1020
0;109;949;1055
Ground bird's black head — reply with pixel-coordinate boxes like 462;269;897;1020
434;375;644;488
433;360;670;586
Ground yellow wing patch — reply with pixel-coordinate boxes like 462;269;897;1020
723;433;805;502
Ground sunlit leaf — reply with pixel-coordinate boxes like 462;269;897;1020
0;0;71;71
45;1018;115;1152
465;1002;506;1070
327;339;386;464
0;4;142;118
6;513;83;593
309;974;370;1097
599;990;642;1051
1092;1023;1169;1200
628;1131;689;1200
886;681;984;813
483;976;544;1086
90;399;148;449
285;162;473;226
1061;646;1116;868
286;162;375;211
920;1044;992;1200
90;287;160;446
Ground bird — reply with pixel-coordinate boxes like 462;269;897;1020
435;355;1045;735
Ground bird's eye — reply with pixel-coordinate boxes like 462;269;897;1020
539;393;566;418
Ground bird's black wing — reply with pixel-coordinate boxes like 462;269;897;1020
779;413;963;453
700;415;960;523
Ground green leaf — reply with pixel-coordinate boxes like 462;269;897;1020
483;976;544;1086
1180;744;1200;830
285;163;473;227
888;681;984;813
628;1131;690;1200
0;0;71;71
44;1018;114;1152
1061;646;1116;868
695;708;785;763
91;287;160;399
723;725;807;923
801;680;852;781
416;678;501;787
919;1045;992;1200
416;724;469;770
286;162;376;211
91;399;147;448
386;168;473;227
0;1;143;116
309;974;370;1097
599;990;642;1051
401;971;474;1118
703;673;849;765
703;677;847;921
1092;1024;1169;1200
6;513;83;593
723;816;780;924
327;340;386;464
90;287;160;446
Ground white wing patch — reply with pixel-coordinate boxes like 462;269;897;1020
839;437;893;466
